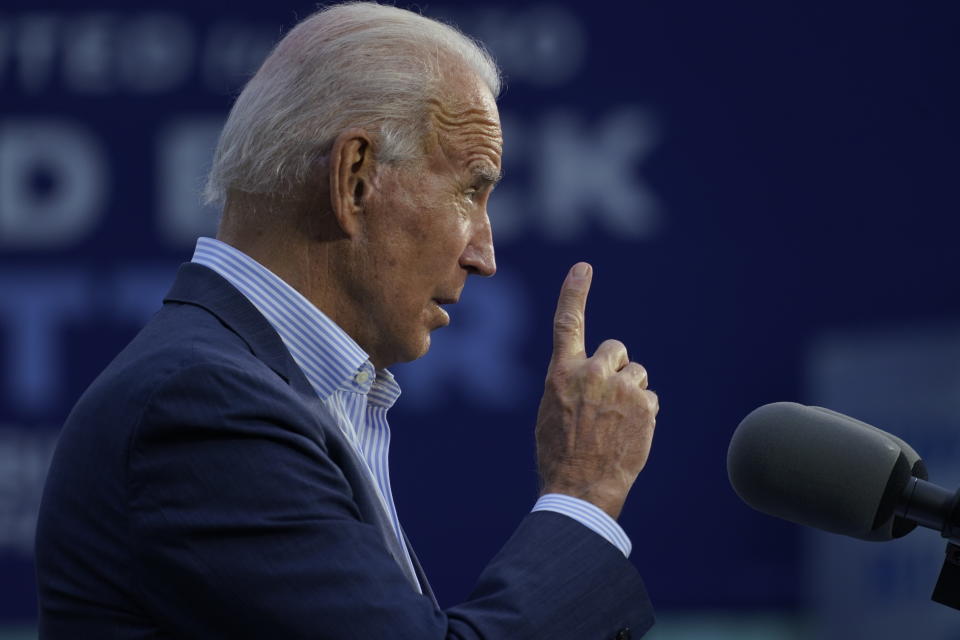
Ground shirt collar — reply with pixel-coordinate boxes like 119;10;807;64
191;237;400;407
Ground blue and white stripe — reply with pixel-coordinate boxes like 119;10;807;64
532;494;631;556
192;237;631;574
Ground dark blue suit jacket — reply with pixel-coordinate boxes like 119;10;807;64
35;263;655;639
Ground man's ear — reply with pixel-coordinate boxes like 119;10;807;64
328;128;376;237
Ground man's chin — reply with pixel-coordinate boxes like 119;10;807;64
411;334;432;361
385;334;432;368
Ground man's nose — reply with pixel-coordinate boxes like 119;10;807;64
460;213;496;277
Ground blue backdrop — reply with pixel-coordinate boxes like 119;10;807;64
2;1;959;637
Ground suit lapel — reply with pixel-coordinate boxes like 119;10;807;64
307;396;424;593
402;527;439;609
162;262;423;592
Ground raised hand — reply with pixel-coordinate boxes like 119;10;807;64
535;262;659;520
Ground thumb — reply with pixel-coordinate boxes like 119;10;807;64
551;262;592;362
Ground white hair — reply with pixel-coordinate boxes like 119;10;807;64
203;2;501;206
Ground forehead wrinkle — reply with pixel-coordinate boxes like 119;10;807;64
434;124;502;155
453;142;501;180
433;115;500;134
427;97;498;127
462;137;501;161
431;107;498;128
427;97;501;145
424;93;503;184
438;126;503;165
459;133;502;153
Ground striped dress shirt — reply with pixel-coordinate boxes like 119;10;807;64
191;237;631;589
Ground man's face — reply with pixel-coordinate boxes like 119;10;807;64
353;73;502;368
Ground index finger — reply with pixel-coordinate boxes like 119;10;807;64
551;262;593;362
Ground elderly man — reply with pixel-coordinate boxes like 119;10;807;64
35;3;658;638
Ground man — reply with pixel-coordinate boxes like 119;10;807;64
35;3;659;638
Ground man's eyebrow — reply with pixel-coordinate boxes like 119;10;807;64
471;165;504;186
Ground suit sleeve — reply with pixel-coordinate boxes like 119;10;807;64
128;362;654;639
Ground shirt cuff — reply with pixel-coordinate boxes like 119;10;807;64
531;493;632;557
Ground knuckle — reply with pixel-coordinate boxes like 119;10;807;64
623;362;646;378
584;359;606;378
600;338;628;356
646;390;660;411
554;310;581;332
618;363;649;392
544;368;568;392
614;374;634;392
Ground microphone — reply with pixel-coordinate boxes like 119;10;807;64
727;402;959;542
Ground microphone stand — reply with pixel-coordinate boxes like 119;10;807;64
931;490;960;610
899;478;960;610
934;542;960;610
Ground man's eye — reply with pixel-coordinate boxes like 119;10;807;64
464;189;478;201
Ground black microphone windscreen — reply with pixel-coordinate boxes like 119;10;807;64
727;402;915;540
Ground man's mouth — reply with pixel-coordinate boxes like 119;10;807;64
431;296;458;325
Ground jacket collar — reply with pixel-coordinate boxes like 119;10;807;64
162;262;313;396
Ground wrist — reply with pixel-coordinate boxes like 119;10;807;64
539;483;626;520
